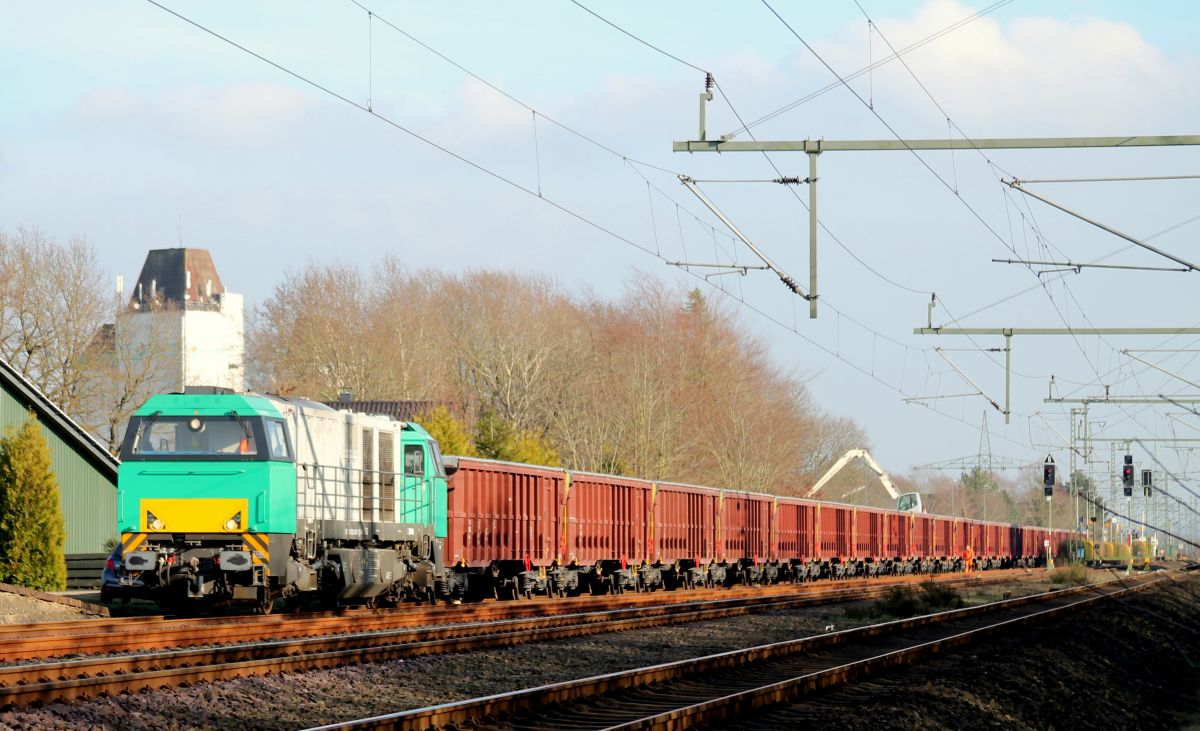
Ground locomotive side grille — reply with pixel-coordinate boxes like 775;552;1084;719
361;428;375;522
379;431;395;522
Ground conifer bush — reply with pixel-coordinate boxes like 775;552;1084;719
0;415;67;591
413;406;477;457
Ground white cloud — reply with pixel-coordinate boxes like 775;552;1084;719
807;0;1199;133
436;77;533;145
167;84;318;144
73;83;318;146
76;88;141;121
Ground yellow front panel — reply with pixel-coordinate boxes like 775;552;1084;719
141;498;249;533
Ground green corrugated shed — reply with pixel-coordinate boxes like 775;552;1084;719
0;358;118;555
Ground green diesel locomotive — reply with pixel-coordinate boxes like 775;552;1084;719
106;387;455;612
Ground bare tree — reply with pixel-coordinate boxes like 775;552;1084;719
247;258;889;497
0;227;108;415
440;271;575;431
75;298;182;452
250;262;393;399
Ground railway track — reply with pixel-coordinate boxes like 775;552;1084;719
0;571;1024;706
312;572;1168;731
0;570;1027;662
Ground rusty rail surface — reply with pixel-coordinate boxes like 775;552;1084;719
310;573;1168;731
0;570;1027;661
0;571;1026;706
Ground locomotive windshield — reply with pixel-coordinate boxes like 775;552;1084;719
120;414;292;462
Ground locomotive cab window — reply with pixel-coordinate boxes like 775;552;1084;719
403;444;425;477
427;440;446;478
121;414;270;461
265;419;292;461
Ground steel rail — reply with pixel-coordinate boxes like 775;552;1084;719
0;571;1025;661
0;572;1020;705
319;573;1167;730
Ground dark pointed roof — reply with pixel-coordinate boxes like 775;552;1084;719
130;248;225;308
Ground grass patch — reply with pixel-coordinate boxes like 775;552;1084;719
1050;562;1090;585
918;580;966;611
844;582;964;621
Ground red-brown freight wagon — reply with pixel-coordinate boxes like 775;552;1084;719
444;456;1071;599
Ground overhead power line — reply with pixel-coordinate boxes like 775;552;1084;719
571;0;1173;449
349;0;684;178
145;0;1039;457
992;258;1190;274
568;0;938;299
1017;174;1200;184
1005;179;1200;272
780;0;1198;456
727;0;1016;138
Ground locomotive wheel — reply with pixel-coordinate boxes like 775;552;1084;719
257;588;275;615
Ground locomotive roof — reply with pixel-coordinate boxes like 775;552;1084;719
134;391;283;417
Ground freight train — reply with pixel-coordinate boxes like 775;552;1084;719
103;388;1072;612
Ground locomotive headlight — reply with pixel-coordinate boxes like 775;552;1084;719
146;510;166;531
223;511;242;531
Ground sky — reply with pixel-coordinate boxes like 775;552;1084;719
3;0;1199;503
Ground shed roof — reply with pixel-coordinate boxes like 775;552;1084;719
0;356;119;481
321;399;440;422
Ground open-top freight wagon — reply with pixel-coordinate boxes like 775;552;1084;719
445;457;1071;599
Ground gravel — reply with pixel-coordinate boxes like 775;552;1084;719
0;592;97;625
0;569;1192;730
737;570;1200;730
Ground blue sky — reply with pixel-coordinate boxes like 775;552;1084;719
3;1;1198;487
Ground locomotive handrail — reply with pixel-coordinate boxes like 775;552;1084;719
296;463;432;528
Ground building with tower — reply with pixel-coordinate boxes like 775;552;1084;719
119;248;245;392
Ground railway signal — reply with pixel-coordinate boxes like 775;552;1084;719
1043;456;1055;498
1122;455;1134;497
1142;469;1153;497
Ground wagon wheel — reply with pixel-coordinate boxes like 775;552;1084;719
364;595;378;610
